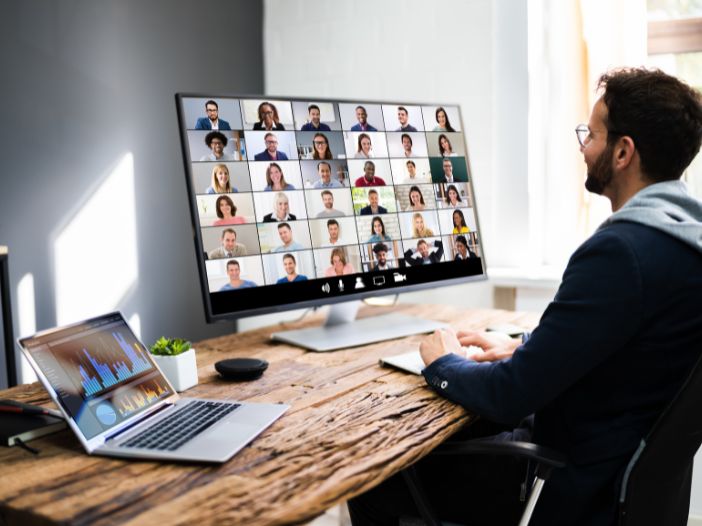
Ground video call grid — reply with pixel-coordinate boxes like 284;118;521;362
182;97;480;290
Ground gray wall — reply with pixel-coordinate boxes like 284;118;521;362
0;1;264;388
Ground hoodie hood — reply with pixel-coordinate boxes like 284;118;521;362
599;180;702;254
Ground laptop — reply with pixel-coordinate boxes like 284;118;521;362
18;312;288;463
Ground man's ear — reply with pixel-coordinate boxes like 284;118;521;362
614;136;636;168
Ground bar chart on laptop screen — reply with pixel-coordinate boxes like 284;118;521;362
50;328;155;399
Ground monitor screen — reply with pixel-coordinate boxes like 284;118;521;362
176;96;486;321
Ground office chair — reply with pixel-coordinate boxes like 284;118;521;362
403;351;702;526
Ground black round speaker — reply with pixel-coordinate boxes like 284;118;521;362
214;358;268;381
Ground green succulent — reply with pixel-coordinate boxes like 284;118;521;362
150;337;192;356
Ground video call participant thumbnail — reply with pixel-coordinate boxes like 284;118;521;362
316;191;344;218
372;242;392;270
200;131;235;162
208;228;247;259
354;161;386;187
300;104;331;131
272;222;304;253
404;239;443;265
264;162;295;191
206;164;237;194
396;106;418;132
263;192;297;222
219;259;257;291
254;101;285;130
432;158;468;184
360;190;388;216
432;107;456;132
313;161;343;189
368;216;391;243
276;253;308;283
454;235;476;260
255;133;289;161
351;105;378;132
195;100;231;130
324;247;355;277
213;195;246;226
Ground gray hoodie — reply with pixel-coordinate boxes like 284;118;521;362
599;180;702;254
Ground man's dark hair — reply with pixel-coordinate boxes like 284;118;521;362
308;104;320;113
317;161;331;171
398;106;408;114
283;253;296;263
327;219;339;227
598;67;702;182
355;105;367;112
368;189;378;196
401;133;412;145
205;100;219;109
221;228;236;238
373;243;388;254
406;160;416;167
278;222;291;231
205;131;228;147
226;259;239;269
321;190;333;198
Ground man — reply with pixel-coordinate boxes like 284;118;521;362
207;228;247;259
301;104;331;131
401;133;414;157
434;158;463;183
349;68;702;526
453;235;476;260
254;133;289;161
316;190;344;218
313;161;343;188
326;219;341;245
263;193;297;222
350;105;378;132
218;260;256;291
354;161;386;187
372;243;392;270
272;222;304;253
359;189;388;215
395;106;417;132
276;253;308;283
403;238;443;265
195;100;231;130
200;131;235;161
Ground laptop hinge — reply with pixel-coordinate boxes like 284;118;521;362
104;402;175;443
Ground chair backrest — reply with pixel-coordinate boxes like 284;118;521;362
619;352;702;526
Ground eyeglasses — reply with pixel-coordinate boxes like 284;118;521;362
313;140;327;146
575;124;590;147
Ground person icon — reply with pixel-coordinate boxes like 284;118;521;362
401;133;414;157
263;192;297;222
213;195;246;226
276;253;308;283
301;104;331;131
396;106;418;132
350;105;378;132
404;239;443;265
324;247;355;277
195;100;231;130
253;102;285;130
254;133;289;161
454;235;476;260
354;276;365;289
354;161;386;187
432;107;456;132
360;190;388;216
218;260;257;291
372;242;392;270
316;191;344;218
208;228;247;259
326;218;342;245
272;222;304;252
355;133;374;159
200;131;235;162
313;161;342;188
205;164;238;194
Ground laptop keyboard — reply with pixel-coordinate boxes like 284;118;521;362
120;400;240;451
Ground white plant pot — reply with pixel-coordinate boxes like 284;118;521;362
151;348;198;392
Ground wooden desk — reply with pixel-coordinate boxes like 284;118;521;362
0;305;539;526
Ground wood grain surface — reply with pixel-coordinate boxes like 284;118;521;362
0;304;539;526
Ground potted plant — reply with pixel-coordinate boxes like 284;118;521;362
149;337;198;392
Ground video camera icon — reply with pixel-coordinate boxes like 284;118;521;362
393;272;407;283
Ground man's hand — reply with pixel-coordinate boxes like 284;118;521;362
456;330;522;362
419;328;464;367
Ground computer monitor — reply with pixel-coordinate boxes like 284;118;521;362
176;96;487;350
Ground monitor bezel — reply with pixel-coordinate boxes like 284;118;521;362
176;92;489;322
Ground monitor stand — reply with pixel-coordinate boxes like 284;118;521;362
270;301;446;352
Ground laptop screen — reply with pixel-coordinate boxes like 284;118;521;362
20;313;174;440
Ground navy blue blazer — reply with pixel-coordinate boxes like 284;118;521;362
424;222;702;525
351;123;378;132
254;150;289;161
360;205;387;216
194;117;231;130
